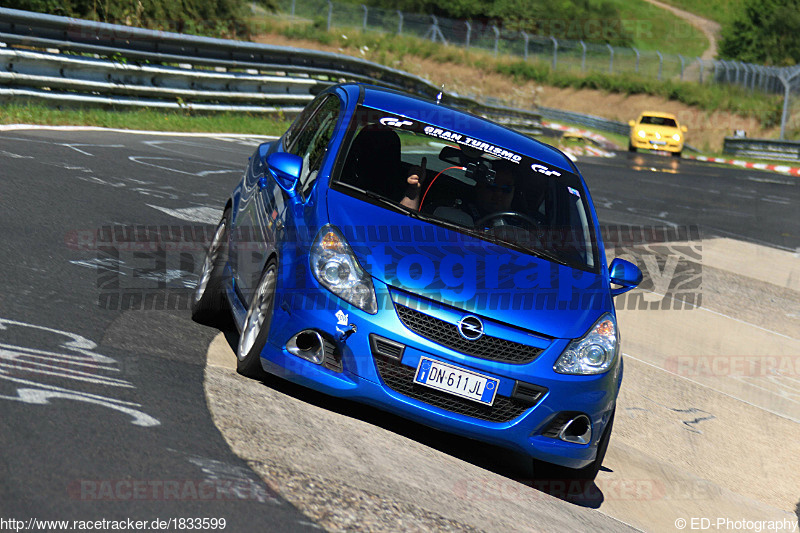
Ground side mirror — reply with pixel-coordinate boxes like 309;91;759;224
681;125;688;133
265;152;302;196
628;120;635;127
609;258;642;296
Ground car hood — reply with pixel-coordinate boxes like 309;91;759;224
327;189;611;339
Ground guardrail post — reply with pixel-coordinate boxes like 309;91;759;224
657;51;663;80
465;21;471;49
679;54;685;80
397;11;403;35
607;44;614;74
633;47;640;73
698;57;703;83
327;0;333;32
521;31;528;60
580;40;586;72
361;4;367;31
550;36;558;70
735;61;742;85
779;76;790;139
493;25;500;56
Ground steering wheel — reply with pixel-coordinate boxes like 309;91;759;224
475;211;540;229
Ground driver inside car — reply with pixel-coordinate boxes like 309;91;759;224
469;163;517;226
425;161;534;231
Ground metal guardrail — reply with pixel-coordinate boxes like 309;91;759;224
0;7;542;130
538;106;630;137
723;137;800;162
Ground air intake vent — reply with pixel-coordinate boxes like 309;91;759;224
322;337;342;373
512;381;547;404
369;334;405;361
542;412;582;438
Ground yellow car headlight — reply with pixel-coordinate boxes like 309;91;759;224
672;133;681;142
637;130;646;138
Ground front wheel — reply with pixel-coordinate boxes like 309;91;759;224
191;209;231;327
236;259;277;379
532;409;615;482
628;142;636;153
672;150;682;158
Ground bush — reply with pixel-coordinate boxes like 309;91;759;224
4;0;264;38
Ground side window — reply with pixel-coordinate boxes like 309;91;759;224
288;95;341;199
283;94;325;151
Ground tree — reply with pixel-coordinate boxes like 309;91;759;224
719;0;800;65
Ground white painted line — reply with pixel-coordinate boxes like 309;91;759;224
147;204;224;224
0;124;279;139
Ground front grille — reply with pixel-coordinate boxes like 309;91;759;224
374;356;539;423
394;304;543;364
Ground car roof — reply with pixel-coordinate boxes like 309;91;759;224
639;111;678;119
355;84;574;172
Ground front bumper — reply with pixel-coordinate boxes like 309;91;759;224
228;274;620;469
630;136;683;153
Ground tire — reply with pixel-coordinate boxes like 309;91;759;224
235;258;277;379
628;142;636;153
191;209;231;328
672;150;682;158
532;409;615;483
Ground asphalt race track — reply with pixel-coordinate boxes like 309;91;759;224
0;128;318;531
0;127;797;531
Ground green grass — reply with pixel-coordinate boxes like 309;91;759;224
0;102;291;134
252;20;784;129
603;0;709;57
654;0;746;27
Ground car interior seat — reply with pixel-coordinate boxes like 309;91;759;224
342;124;404;200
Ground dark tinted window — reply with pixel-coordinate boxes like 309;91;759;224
640;115;678;127
287;95;341;199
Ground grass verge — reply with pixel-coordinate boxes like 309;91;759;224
0;101;290;135
251;19;784;131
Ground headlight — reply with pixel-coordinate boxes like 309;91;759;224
637;130;646;138
310;225;377;314
672;133;681;142
554;313;619;375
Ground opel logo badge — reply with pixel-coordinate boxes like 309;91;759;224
457;315;484;341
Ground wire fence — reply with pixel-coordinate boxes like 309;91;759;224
274;0;786;90
270;0;800;139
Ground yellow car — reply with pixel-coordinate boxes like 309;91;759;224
628;111;688;157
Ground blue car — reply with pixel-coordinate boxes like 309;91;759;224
192;83;642;480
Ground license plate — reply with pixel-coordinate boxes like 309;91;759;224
413;357;498;406
649;140;667;145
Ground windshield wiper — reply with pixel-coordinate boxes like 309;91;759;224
483;232;573;268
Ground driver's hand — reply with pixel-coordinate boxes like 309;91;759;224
407;156;427;191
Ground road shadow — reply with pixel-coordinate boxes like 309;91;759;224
220;330;606;509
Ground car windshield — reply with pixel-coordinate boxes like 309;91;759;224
332;106;598;271
640;115;677;127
